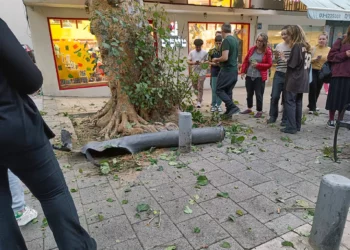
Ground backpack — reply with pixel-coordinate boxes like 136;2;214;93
319;62;332;83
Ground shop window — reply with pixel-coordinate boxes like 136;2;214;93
48;18;107;90
188;22;249;66
187;0;249;8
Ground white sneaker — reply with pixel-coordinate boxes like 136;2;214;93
210;106;216;112
308;111;314;114
316;107;320;111
16;206;38;226
217;106;223;112
196;102;201;108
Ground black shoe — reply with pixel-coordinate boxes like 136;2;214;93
327;120;335;128
267;118;276;124
280;121;286;127
226;107;241;117
280;128;297;134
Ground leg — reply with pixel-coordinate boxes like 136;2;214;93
315;73;324;102
308;69;318;111
284;90;297;132
211;77;222;107
255;78;265;112
7;142;96;250
211;77;216;107
216;71;238;111
8;170;25;213
245;76;254;109
0;167;27;250
296;93;303;131
197;76;205;103
269;72;285;121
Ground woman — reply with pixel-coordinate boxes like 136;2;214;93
281;25;311;134
208;35;223;112
308;32;331;114
326;26;350;128
240;33;272;118
0;19;96;249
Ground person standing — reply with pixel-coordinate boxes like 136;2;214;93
212;22;240;117
281;25;311;134
188;39;208;108
240;33;272;118
267;25;292;124
208;35;223;112
0;18;96;249
325;26;350;127
307;32;331;114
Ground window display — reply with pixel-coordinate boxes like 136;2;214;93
187;0;249;7
48;18;107;90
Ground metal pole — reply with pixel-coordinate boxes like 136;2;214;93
178;112;192;153
310;174;350;250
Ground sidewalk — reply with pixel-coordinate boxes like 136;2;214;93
22;87;350;250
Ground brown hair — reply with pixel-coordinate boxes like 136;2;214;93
342;26;350;44
286;25;311;52
256;33;269;52
221;23;231;33
319;32;328;39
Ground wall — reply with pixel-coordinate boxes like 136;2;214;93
0;0;33;47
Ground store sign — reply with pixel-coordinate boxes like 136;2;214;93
161;37;187;48
308;9;350;21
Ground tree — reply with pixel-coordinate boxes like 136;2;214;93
86;0;192;139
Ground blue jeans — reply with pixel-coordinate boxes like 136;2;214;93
8;170;25;214
269;71;287;121
211;76;222;107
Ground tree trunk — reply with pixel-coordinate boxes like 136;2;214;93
88;0;157;139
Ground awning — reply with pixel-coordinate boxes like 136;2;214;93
300;0;350;21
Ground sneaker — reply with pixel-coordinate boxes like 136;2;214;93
316;107;320;111
240;109;252;114
16;206;38;226
196;102;201;108
280;128;297;134
267;118;276;124
308;110;314;114
210;106;216;112
226;107;241;117
217;106;223;112
327;120;335;128
280;121;287;127
254;111;263;118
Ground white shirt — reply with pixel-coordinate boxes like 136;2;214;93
188;49;208;76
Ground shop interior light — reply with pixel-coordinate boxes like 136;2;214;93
62;20;72;29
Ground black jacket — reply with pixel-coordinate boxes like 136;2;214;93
0;18;54;156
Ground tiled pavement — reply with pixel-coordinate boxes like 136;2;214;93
22;88;350;250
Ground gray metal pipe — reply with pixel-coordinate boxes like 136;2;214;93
310;174;350;250
81;127;225;155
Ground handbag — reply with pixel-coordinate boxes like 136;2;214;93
319;61;332;83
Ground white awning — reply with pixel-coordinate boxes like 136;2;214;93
300;0;350;21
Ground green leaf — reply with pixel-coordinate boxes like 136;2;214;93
217;142;223;148
70;188;78;193
138;56;144;61
252;136;257;141
98;214;104;221
135;213;141;219
217;192;229;198
308;209;315;216
79;168;83;174
193;227;201;233
184;206;193;214
106;198;114;202
136;167;142;171
288;226;293;231
169;161;178;166
112;17;118;23
124;188;131;193
32;218;39;224
281;136;293;143
236;210;244;216
220;241;231;248
113;174;119;181
136;203;150;212
281;241;294;247
102;42;111;49
63;164;71;168
196;175;208;186
41;218;48;228
228;215;235;222
165;246;176;250
122;200;128;205
157;166;164;171
100;162;111;175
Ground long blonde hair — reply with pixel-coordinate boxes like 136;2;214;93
286;25;311;52
343;26;350;44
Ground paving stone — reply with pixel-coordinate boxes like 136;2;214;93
160;196;206;224
265;213;306;235
206;152;231;164
207;237;244;250
122;195;163;224
253;181;297;203
272;160;309;174
215;159;247;174
89;215;136;249
252;237;288;250
281;195;315;223
188;159;219;173
246;160;278;174
221;214;276;249
282;151;313;164
83;199;124;225
218;181;259;203
287;181;319;203
114;184;151;203
26;239;44;250
105;239;143;250
200;197;246;223
264;170;303;187
280;231;313;250
239;195;282;223
138;170;172;188
171;168;200;187
76;174;109;189
232;170;270;186
182;184;219;203
149;181;187;203
133;214;182;250
204;169;237;187
80;183;115;205
229;152;259;164
296;169;324;185
150;237;194;250
177;214;229;250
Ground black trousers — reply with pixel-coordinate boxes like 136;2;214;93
216;70;239;110
0;142;97;250
245;76;265;111
284;90;303;131
308;69;323;111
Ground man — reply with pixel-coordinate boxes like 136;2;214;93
213;23;240;117
188;39;208;108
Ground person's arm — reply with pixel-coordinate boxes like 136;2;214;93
327;38;347;63
240;47;251;74
256;48;273;70
0;19;43;94
187;51;196;65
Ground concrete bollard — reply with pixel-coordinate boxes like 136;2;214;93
310;174;350;250
178;112;192;153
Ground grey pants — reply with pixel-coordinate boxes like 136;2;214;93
284;90;303;131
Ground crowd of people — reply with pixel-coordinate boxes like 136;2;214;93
188;23;350;133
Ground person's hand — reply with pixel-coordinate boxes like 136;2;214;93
241;73;246;80
251;61;257;68
212;58;219;63
346;50;350;57
279;51;286;61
